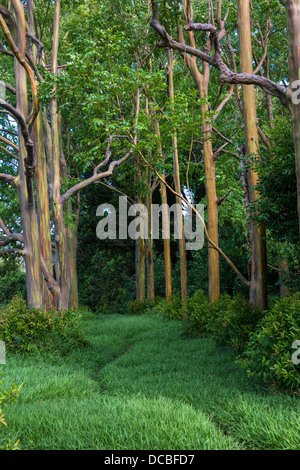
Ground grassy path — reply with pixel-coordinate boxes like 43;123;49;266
1;313;300;450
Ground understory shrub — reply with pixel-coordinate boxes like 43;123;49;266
187;290;300;392
127;294;183;320
126;289;300;393
239;293;300;393
0;259;26;307
0;372;21;450
127;299;156;316
158;294;183;320
131;290;262;352
0;295;86;355
187;290;262;351
223;296;264;351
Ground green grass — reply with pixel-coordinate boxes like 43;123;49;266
1;313;299;450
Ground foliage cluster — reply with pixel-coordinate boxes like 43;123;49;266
0;259;26;307
186;290;263;352
0;372;21;450
239;293;300;393
0;296;86;355
187;292;300;392
129;290;300;392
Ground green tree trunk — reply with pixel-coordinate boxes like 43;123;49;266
13;0;43;308
146;188;155;300
167;49;188;307
177;24;220;303
284;0;300;241
238;0;268;310
50;0;70;309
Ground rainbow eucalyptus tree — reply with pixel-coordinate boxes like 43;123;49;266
0;0;140;309
237;0;268;310
280;0;300;245
150;0;300;308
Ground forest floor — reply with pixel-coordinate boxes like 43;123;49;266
1;313;300;450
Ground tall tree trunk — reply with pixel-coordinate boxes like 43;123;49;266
145;52;172;301
238;0;268;310
136;237;146;301
283;0;300;241
26;2;53;308
50;0;70;309
144;91;155;301
135;195;146;302
66;197;79;308
13;0;43;308
149;110;172;300
146;186;155;300
167;49;188;305
64;130;79;309
178;24;220;302
61;156;79;309
160;181;172;299
134;159;146;302
34;112;53;308
193;72;220;303
278;256;290;297
201;86;220;303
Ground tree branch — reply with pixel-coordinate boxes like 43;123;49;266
0;12;39;131
0;248;25;256
0;172;17;187
60;147;135;205
0;135;19;152
0;233;23;246
0;81;16;95
150;1;290;108
0;145;18;161
0;98;34;197
60;88;141;205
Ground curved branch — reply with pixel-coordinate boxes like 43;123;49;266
0;172;17;187
0;135;19;152
0;233;23;246
61;88;141;205
0;145;18;161
40;254;61;304
0;12;39;131
150;1;215;65
0;43;14;57
0;98;33;155
0;248;25;256
213;84;234;120
60;147;135;205
151;1;290;108
26;31;44;59
0;98;34;197
0;217;23;248
0;81;16;95
93;135;130;175
0;216;10;235
219;72;289;107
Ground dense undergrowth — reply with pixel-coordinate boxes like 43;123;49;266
0;295;88;450
0;296;87;355
0;313;299;450
0;294;299;450
128;291;300;393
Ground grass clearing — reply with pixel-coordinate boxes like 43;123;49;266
1;313;299;450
